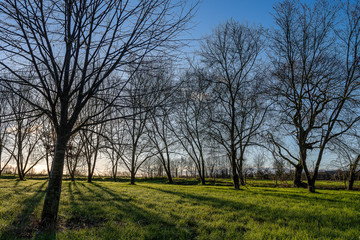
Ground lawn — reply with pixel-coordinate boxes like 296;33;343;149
0;177;359;239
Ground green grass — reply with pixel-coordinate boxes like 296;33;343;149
0;177;360;239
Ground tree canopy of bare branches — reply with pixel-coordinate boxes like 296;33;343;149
0;0;196;231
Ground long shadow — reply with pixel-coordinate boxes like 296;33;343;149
65;181;111;229
140;185;360;233
0;180;47;240
252;187;358;205
90;182;196;239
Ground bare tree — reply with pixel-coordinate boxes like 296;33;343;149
171;71;212;185
81;125;104;183
0;88;12;175
270;0;360;192
120;63;171;184
6;91;44;180
39;117;56;177
65;133;85;182
103;118;126;182
330;134;360;190
0;0;196;230
146;64;178;183
200;20;266;189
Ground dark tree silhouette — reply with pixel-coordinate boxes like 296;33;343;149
0;0;196;231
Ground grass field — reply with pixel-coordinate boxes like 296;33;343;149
0;177;360;239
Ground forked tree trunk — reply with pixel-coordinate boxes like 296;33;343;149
293;164;305;188
308;179;316;193
40;131;70;231
165;169;173;184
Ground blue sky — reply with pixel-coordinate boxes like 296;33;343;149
185;0;278;49
184;0;315;53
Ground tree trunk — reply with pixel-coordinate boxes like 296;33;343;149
130;171;135;185
348;168;356;190
239;173;245;186
40;132;69;232
348;173;355;190
231;153;240;189
46;151;51;177
348;156;360;190
70;173;75;182
232;171;240;190
87;168;92;183
166;169;173;184
293;164;305;188
200;175;206;185
0;142;2;176
308;179;316;193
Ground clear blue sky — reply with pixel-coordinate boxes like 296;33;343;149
184;0;315;53
188;1;277;42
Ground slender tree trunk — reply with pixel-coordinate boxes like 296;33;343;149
348;172;355;190
165;169;173;184
70;173;75;182
87;172;93;183
130;170;135;185
231;150;240;189
40;131;70;231
200;176;205;185
46;151;51;177
0;142;2;176
201;159;206;185
87;162;93;183
232;167;240;190
237;158;245;186
17;129;25;181
348;156;360;190
113;164;118;182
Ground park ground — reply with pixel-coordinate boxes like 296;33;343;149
0;176;360;239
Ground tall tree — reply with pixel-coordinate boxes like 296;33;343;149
146;64;177;183
6;90;44;180
171;70;212;185
0;0;196;231
270;0;360;192
120;62;171;184
0;88;12;176
200;20;266;189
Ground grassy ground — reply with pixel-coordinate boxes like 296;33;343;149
0;177;359;239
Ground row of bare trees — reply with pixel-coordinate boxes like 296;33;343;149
1;0;360;233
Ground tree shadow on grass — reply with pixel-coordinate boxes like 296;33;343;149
251;188;358;205
88;182;196;239
140;185;360;236
0;181;47;240
64;181;110;230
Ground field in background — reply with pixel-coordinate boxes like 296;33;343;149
0;177;360;239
